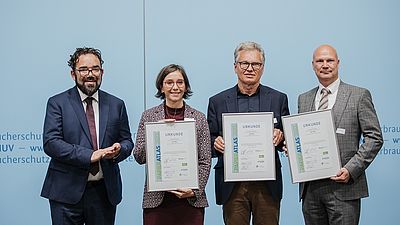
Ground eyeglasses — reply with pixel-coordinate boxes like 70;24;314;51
75;66;103;76
164;79;185;88
236;61;263;71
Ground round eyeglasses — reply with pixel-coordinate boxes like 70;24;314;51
236;61;263;71
164;80;185;88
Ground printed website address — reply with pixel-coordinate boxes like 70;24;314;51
0;155;50;164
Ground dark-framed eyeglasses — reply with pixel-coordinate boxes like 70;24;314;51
164;79;185;88
236;61;263;71
75;66;103;76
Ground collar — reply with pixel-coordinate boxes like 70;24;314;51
318;78;340;95
76;87;99;103
236;84;261;97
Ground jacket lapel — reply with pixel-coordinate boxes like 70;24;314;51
225;86;238;112
184;103;195;118
98;90;109;148
332;81;351;128
68;88;92;143
305;87;318;112
259;85;272;112
151;104;165;121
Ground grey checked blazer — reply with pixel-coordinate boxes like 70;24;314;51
298;81;383;200
133;103;211;208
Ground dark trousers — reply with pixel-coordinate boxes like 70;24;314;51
143;192;204;225
223;182;280;225
49;179;116;225
302;179;361;225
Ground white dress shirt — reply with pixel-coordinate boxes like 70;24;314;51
314;78;340;110
77;87;104;181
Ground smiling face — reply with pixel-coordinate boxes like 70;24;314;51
71;53;103;96
161;70;186;108
312;45;340;87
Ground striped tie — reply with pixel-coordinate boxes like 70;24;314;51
318;88;330;110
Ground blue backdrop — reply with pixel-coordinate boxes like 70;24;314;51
1;0;399;224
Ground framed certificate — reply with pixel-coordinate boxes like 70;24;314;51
145;120;199;191
222;112;276;182
282;109;341;183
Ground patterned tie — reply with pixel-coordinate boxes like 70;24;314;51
85;97;99;175
318;88;330;110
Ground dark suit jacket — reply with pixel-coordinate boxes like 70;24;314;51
298;81;383;200
207;84;290;205
41;87;134;206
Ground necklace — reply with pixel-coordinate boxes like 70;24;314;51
165;104;184;120
170;108;178;118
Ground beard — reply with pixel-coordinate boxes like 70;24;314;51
75;75;101;96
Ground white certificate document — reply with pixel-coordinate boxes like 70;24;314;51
223;112;276;181
282;109;341;183
145;120;199;191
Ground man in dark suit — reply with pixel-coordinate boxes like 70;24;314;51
41;47;134;225
207;41;289;225
298;45;383;225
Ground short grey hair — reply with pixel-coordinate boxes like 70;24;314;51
234;41;265;63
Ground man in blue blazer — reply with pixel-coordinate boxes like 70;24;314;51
41;47;134;225
207;42;289;225
298;45;383;225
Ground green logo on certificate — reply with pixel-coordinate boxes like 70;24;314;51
232;123;239;173
154;131;162;181
291;123;305;173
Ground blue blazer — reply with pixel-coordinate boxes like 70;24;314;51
40;87;134;205
207;84;290;205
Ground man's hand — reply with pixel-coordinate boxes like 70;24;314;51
169;188;195;199
273;128;284;146
214;136;225;154
331;168;351;183
282;141;288;157
90;149;106;162
102;143;121;159
90;143;121;162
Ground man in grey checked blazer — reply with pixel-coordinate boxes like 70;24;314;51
298;45;383;225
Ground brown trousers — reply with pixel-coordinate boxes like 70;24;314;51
223;182;280;225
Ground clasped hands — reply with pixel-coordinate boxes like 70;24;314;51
91;143;121;162
169;188;195;199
